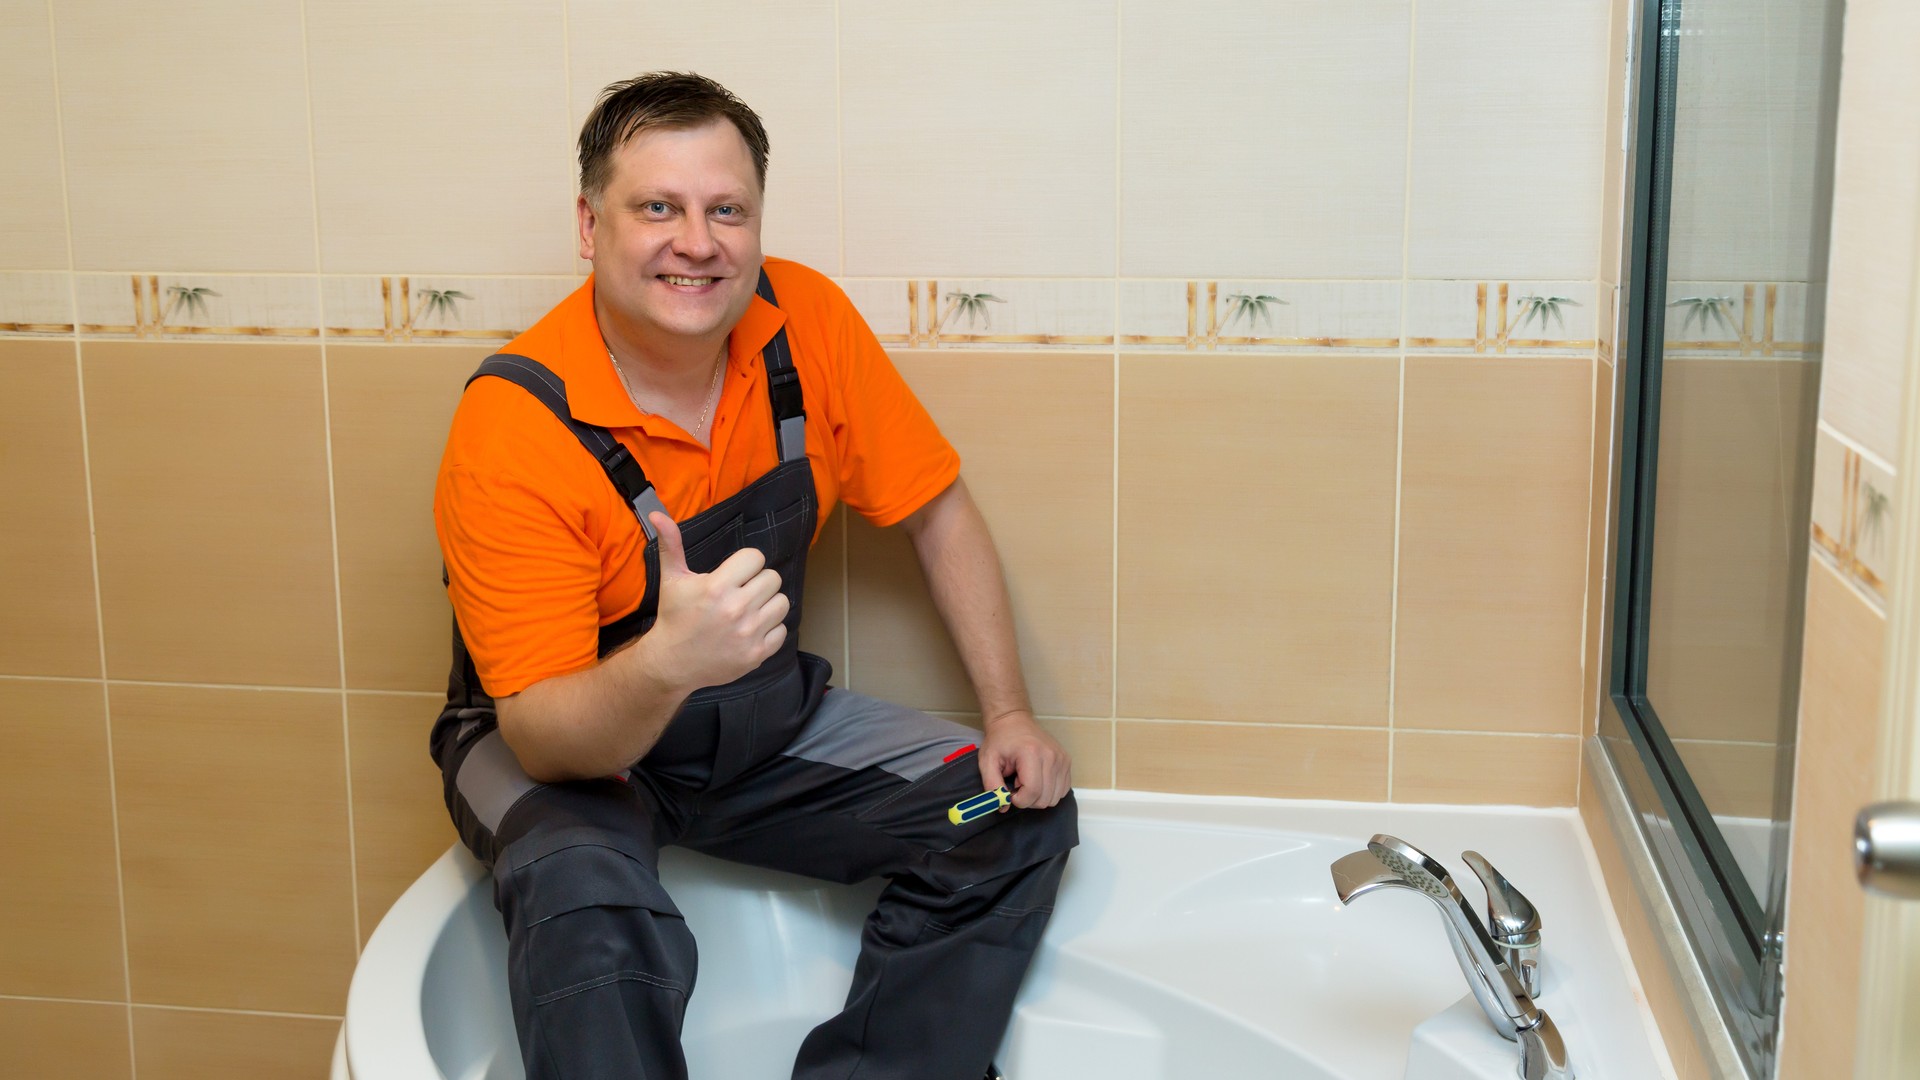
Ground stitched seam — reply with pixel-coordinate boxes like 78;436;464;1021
855;756;971;821
532;968;688;1006
925;905;1054;936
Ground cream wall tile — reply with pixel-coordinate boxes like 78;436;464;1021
0;272;76;333
1119;355;1398;725
847;352;1113;717
52;0;316;271
1117;721;1388;801
0;999;132;1080
0;680;124;999
113;683;358;1014
0;3;67;271
840;1;1116;277
1120;0;1410;279
1597;0;1631;286
1396;357;1589;735
1644;358;1820;743
305;0;573;275
1392;731;1578;807
0;342;101;677
1818;0;1920;463
1777;557;1885;1080
84;342;341;687
349;692;456;944
1406;0;1610;280
797;509;848;677
329;346;482;692
132;1006;340;1080
1578;753;1714;1080
567;0;842;273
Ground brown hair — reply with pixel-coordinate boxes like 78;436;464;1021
578;72;770;207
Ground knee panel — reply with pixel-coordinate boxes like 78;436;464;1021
499;839;698;1009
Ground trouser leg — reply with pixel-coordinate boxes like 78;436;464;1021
680;689;1080;1080
451;728;697;1080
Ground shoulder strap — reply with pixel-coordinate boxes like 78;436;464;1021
756;272;807;463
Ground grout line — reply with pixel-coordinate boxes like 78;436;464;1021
1575;354;1599;807
1387;0;1419;801
44;2;137;1066
1106;716;1580;738
0;995;345;1023
834;0;846;276
1111;0;1122;782
297;0;363;952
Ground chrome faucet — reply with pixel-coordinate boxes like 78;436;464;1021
1332;835;1573;1080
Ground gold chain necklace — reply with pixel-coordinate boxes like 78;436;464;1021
608;344;726;437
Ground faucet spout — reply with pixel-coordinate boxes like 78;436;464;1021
1332;837;1539;1038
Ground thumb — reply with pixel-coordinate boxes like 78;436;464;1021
650;511;690;577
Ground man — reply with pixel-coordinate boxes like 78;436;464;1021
430;71;1077;1080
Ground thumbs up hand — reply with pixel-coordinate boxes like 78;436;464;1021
642;511;790;692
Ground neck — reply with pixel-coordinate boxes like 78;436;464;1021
592;289;728;395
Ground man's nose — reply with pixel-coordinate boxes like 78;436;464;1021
672;213;718;261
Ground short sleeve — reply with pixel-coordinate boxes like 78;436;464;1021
828;299;961;526
435;463;605;698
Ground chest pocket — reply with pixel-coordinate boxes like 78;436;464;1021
741;496;816;568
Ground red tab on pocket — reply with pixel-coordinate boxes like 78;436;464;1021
943;743;977;763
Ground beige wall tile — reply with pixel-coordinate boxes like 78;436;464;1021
840;1;1116;277
797;509;848;677
84;342;341;687
1117;721;1388;801
1578;752;1712;1080
0;999;131;1080
1669;739;1780;821
1047;716;1114;790
1119;0;1411;279
1394;357;1590;734
113;683;357;1014
0;680;124;999
0;341;102;677
52;0;316;271
1777;558;1885;1080
132;1006;339;1080
1407;0;1611;280
1583;355;1617;736
348;692;456;944
1392;731;1578;807
1118;355;1398;725
567;0;842;273
305;0;573;275
0;4;68;270
1818;0;1920;462
328;345;482;691
1643;359;1819;744
848;352;1113;718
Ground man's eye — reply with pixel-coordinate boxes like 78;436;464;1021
714;205;738;218
643;202;670;215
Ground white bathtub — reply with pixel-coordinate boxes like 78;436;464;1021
336;791;1672;1080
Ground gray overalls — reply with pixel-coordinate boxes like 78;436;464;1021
429;271;1077;1080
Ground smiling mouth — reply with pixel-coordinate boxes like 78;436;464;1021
660;275;718;287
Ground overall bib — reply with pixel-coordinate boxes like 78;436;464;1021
429;271;1077;1080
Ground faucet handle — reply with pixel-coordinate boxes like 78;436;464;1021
1463;851;1543;997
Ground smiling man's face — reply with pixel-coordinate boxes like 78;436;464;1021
578;118;764;349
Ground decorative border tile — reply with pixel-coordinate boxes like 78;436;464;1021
838;279;913;342
0;272;75;335
75;274;321;339
1811;424;1894;603
321;276;580;343
1663;281;1814;358
1120;280;1401;352
1405;280;1597;355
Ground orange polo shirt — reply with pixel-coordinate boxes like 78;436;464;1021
434;257;960;698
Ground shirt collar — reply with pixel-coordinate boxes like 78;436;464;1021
561;270;789;430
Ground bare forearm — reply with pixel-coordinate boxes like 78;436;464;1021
902;477;1032;726
495;636;689;783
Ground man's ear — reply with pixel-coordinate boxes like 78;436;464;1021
576;195;598;262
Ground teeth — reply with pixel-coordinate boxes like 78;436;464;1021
662;275;715;286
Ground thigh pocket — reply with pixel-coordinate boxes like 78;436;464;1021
506;841;697;1005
